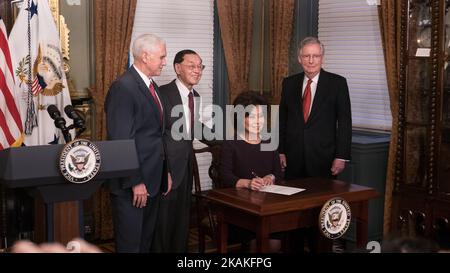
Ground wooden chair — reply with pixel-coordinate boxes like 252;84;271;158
192;144;222;253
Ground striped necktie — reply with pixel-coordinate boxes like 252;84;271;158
303;79;312;122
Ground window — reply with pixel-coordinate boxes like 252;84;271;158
318;0;391;130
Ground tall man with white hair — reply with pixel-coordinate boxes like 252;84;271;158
105;33;168;253
279;36;352;180
279;36;352;252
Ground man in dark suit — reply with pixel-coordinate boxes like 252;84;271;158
279;36;352;180
279;36;352;252
152;49;211;252
104;33;168;253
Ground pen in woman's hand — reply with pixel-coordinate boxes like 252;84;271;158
252;171;268;188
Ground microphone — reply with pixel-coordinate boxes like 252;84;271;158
47;105;71;143
47;104;67;129
64;105;86;133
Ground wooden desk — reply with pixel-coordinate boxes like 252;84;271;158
200;178;379;253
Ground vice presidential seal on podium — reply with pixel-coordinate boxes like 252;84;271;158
59;139;101;184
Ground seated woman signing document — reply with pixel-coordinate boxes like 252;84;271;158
221;91;282;191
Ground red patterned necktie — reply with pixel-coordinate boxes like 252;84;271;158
303;79;312;122
149;81;163;123
188;92;194;133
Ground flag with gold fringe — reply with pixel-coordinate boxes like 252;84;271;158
9;0;73;146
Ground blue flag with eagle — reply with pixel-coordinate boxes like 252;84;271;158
8;0;73;146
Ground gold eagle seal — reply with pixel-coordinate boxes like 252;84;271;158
319;197;352;239
59;139;101;184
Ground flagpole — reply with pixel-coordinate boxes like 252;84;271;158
24;0;37;135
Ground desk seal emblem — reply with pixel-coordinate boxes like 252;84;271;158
319;197;351;239
59;139;101;184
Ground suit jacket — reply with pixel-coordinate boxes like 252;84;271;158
104;66;166;197
159;79;201;190
279;69;352;178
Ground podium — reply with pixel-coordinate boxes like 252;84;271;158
0;139;139;244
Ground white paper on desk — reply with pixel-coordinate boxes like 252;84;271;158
260;185;305;195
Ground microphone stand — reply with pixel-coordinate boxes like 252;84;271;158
52;119;72;143
62;128;72;143
66;124;86;139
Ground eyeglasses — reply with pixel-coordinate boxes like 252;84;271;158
300;54;322;61
182;64;205;71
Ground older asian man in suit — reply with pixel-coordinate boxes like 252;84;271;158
105;33;169;253
152;49;214;252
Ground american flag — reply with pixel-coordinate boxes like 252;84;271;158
31;76;42;95
0;17;23;150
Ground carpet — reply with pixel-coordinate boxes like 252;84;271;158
96;227;245;253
